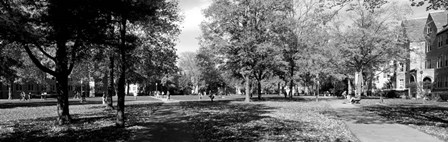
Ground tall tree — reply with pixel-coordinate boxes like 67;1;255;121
336;0;411;98
0;42;22;99
1;0;112;124
178;51;201;94
109;0;181;127
196;47;226;96
201;0;292;102
274;0;346;99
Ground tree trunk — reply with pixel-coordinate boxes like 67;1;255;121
107;56;115;109
367;72;373;96
56;74;71;124
348;78;352;95
116;63;125;127
54;38;72;124
8;79;13;100
289;79;293;99
116;16;126;128
244;75;250;102
88;65;94;97
127;82;130;96
257;80;261;100
289;61;294;99
277;82;281;96
315;75;319;102
354;70;363;99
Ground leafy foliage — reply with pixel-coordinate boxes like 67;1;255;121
411;0;448;10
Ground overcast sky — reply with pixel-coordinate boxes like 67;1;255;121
176;0;211;54
175;0;442;55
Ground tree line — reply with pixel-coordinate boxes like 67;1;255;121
177;0;416;102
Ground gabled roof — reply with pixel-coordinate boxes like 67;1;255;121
402;17;427;42
428;11;448;32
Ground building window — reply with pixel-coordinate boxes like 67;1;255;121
445;76;448;87
445;55;448;66
446;33;448;44
427;26;432;34
399;63;404;71
439;36;443;47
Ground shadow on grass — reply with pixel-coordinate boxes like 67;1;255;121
128;101;312;142
0;100;315;142
363;104;448;126
0;100;105;109
331;102;448;125
0;103;162;142
250;95;340;102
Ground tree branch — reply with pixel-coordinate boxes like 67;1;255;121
36;45;56;61
23;44;57;76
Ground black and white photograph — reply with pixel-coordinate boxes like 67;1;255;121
1;0;448;141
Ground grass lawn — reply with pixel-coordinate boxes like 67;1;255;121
0;95;357;142
358;98;448;141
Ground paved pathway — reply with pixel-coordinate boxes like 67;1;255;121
329;100;443;142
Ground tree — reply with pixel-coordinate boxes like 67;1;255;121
107;0;181;127
0;42;22;99
411;0;448;10
196;46;226;97
178;51;201;94
1;0;113;124
201;0;292;102
336;0;411;98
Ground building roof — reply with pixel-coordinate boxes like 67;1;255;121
402;17;427;42
429;11;448;32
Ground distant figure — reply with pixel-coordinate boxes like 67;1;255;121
80;92;86;103
167;91;170;100
341;91;347;98
209;91;215;102
41;92;47;100
198;92;203;100
102;93;107;104
27;92;31;101
73;91;81;99
21;91;26;101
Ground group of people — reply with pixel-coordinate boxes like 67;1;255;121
154;91;171;100
73;91;86;103
198;91;216;102
20;92;31;101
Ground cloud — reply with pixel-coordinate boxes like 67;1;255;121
180;1;211;32
176;0;211;54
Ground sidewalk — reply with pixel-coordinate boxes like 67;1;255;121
329;100;443;142
150;96;180;104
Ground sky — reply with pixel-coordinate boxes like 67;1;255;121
175;0;443;55
176;0;212;54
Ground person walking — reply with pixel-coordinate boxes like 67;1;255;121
80;91;86;103
21;91;26;101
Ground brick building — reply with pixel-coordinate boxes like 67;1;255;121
427;11;448;95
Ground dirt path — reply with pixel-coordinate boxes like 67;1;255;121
329;100;443;142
